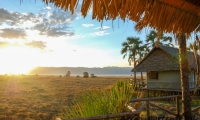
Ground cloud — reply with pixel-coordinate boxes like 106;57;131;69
0;41;23;48
46;28;75;37
25;40;46;49
92;30;109;36
0;6;81;38
31;6;80;37
0;28;26;38
0;41;10;47
82;24;94;27
34;23;74;37
89;26;110;36
0;8;18;22
0;8;37;27
95;26;110;30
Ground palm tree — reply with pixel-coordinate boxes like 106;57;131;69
190;35;200;94
187;43;193;51
186;37;200;94
177;34;192;119
121;37;142;87
145;30;173;50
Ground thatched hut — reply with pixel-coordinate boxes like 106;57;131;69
132;44;198;90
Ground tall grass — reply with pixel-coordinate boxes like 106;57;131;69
61;81;134;119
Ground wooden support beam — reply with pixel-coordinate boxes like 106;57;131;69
191;106;200;112
138;102;147;112
130;95;181;102
176;97;180;116
146;101;150;120
149;102;177;116
190;96;200;99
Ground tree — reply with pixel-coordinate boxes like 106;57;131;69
145;30;173;50
186;43;194;51
188;35;200;94
121;37;142;86
90;74;96;78
83;72;89;78
177;34;192;119
66;71;71;77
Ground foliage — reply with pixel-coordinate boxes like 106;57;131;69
76;75;80;77
90;74;97;78
121;30;173;66
62;81;134;119
121;37;144;86
145;30;173;50
121;37;143;66
83;72;89;78
65;71;71;77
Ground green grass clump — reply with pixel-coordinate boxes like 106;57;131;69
61;80;134;119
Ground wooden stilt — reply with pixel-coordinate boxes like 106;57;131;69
176;97;180;117
146;100;150;120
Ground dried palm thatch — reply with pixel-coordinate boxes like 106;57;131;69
131;44;199;72
40;0;200;35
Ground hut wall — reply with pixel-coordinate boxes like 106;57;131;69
147;71;181;90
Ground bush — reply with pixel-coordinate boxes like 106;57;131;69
76;75;80;78
61;81;134;119
90;74;97;78
83;72;89;78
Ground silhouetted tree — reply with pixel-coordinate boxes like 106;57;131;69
83;72;89;78
66;71;71;77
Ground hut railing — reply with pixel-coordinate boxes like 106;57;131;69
146;81;195;89
65;95;200;120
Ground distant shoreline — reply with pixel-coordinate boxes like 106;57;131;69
27;74;135;76
1;73;146;77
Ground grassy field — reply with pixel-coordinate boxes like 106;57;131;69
0;75;133;120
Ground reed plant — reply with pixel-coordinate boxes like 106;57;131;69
61;80;134;119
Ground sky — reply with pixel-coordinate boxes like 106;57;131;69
0;0;173;74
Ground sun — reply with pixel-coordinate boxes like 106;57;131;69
0;46;36;74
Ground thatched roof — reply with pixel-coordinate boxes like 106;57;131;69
42;0;200;35
131;44;198;72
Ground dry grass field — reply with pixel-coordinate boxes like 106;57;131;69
0;75;133;120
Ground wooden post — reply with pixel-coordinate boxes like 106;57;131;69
146;100;150;120
176;97;180;117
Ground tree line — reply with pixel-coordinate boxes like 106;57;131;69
65;71;97;78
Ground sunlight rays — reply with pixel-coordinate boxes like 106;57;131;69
0;46;36;74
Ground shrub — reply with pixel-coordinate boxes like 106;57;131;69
90;74;97;78
76;75;80;78
83;72;89;78
61;81;134;119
